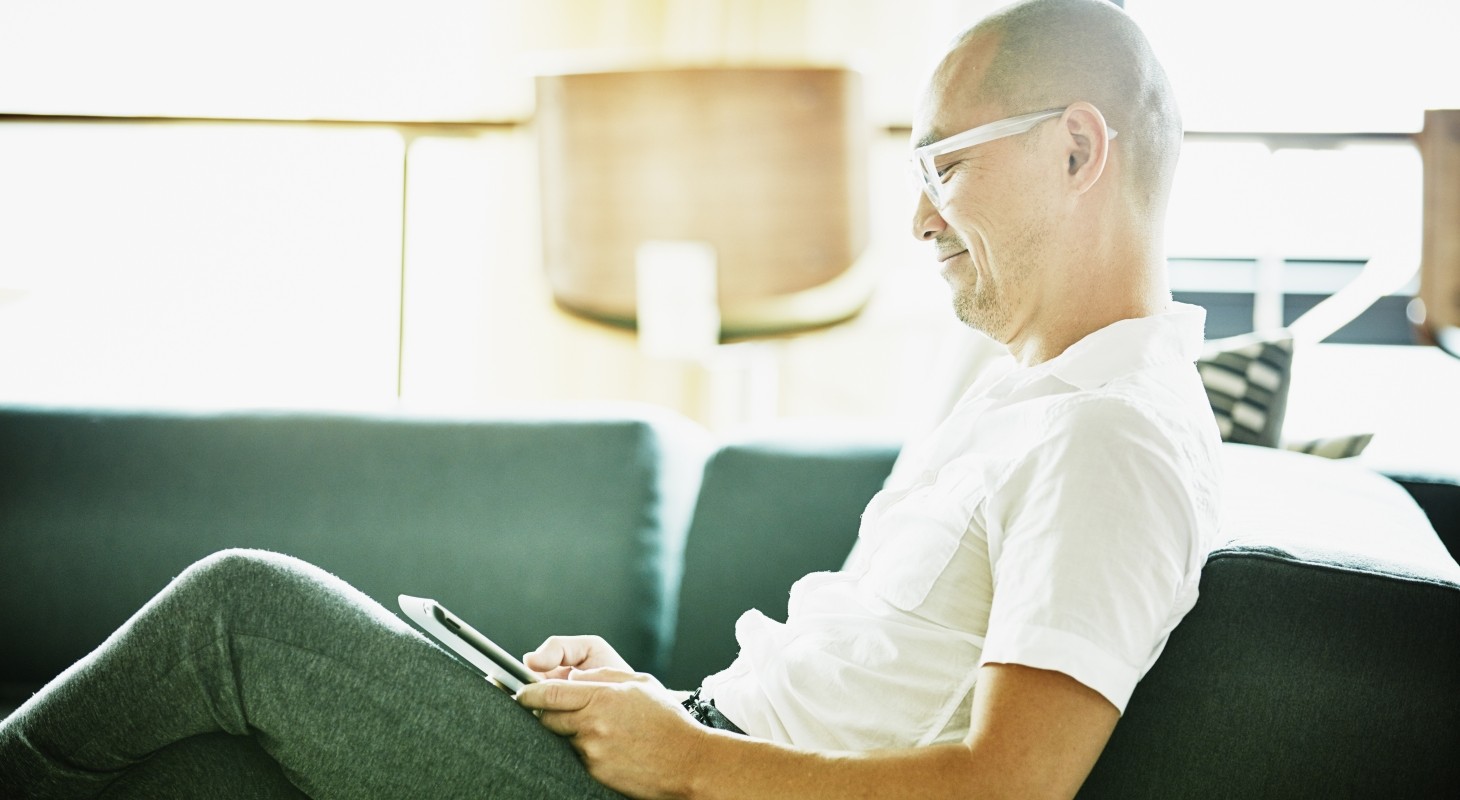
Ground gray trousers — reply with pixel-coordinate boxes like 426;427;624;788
0;549;629;799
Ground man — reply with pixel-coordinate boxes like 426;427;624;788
0;1;1219;798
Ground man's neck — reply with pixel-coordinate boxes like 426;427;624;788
1006;252;1169;367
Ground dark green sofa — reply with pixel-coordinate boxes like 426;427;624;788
2;403;1457;797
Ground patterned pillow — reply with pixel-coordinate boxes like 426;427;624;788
1197;336;1294;447
1284;432;1374;459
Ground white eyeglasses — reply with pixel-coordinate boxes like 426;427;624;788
910;107;1117;208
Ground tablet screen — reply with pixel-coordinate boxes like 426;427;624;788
398;594;539;693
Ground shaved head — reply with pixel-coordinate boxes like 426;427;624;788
956;0;1181;212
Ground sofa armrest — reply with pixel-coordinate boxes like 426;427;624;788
1081;446;1460;796
662;426;900;689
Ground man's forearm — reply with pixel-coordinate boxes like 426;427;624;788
683;735;980;800
680;664;1115;800
521;664;1112;799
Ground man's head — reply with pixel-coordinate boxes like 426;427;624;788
910;0;1181;363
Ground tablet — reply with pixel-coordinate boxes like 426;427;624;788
398;594;539;694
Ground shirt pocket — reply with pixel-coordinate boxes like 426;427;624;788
861;468;984;611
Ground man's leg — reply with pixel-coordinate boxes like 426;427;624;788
0;549;627;799
100;732;309;800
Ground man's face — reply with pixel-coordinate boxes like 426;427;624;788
910;39;1056;342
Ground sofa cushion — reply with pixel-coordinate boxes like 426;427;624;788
1387;472;1460;562
664;424;902;690
0;403;710;709
1216;444;1455;580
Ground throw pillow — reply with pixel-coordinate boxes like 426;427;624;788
1197;335;1294;447
1284;432;1374;459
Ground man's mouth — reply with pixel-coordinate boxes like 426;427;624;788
938;249;968;263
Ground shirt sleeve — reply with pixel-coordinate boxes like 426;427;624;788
978;394;1206;712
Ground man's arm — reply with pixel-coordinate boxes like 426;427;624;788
517;661;1118;800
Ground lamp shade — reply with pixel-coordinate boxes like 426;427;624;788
535;66;870;338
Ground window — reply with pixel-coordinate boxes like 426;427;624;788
0;122;405;406
1126;0;1459;133
1166;139;1422;341
1126;0;1446;341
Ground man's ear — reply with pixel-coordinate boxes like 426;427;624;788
1060;102;1110;195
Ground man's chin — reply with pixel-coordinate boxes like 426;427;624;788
952;290;1001;338
951;297;984;333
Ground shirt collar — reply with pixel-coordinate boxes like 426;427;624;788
1035;302;1206;391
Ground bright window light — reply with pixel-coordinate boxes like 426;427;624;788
0;0;513;120
1166;142;1273;259
1166;142;1421;264
1127;0;1460;132
0;123;405;407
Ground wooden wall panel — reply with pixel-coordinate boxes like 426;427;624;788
1420;109;1460;340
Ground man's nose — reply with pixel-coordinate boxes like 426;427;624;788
911;190;946;241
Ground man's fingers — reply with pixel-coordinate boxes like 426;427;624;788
516;678;598;714
523;636;578;672
566;667;638;684
534;710;579;737
524;635;605;672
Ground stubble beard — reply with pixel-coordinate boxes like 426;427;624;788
951;222;1041;341
952;269;1003;336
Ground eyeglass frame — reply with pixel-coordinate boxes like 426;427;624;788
910;107;1117;208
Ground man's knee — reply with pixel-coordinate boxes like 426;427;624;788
173;548;318;609
184;548;297;582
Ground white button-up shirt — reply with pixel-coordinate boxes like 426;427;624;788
702;304;1222;751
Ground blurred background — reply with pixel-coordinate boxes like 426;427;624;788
1;0;1457;468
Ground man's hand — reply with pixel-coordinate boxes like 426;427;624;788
516;668;709;800
523;635;633;679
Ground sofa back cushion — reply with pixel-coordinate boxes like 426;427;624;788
665;426;900;690
0;404;709;701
